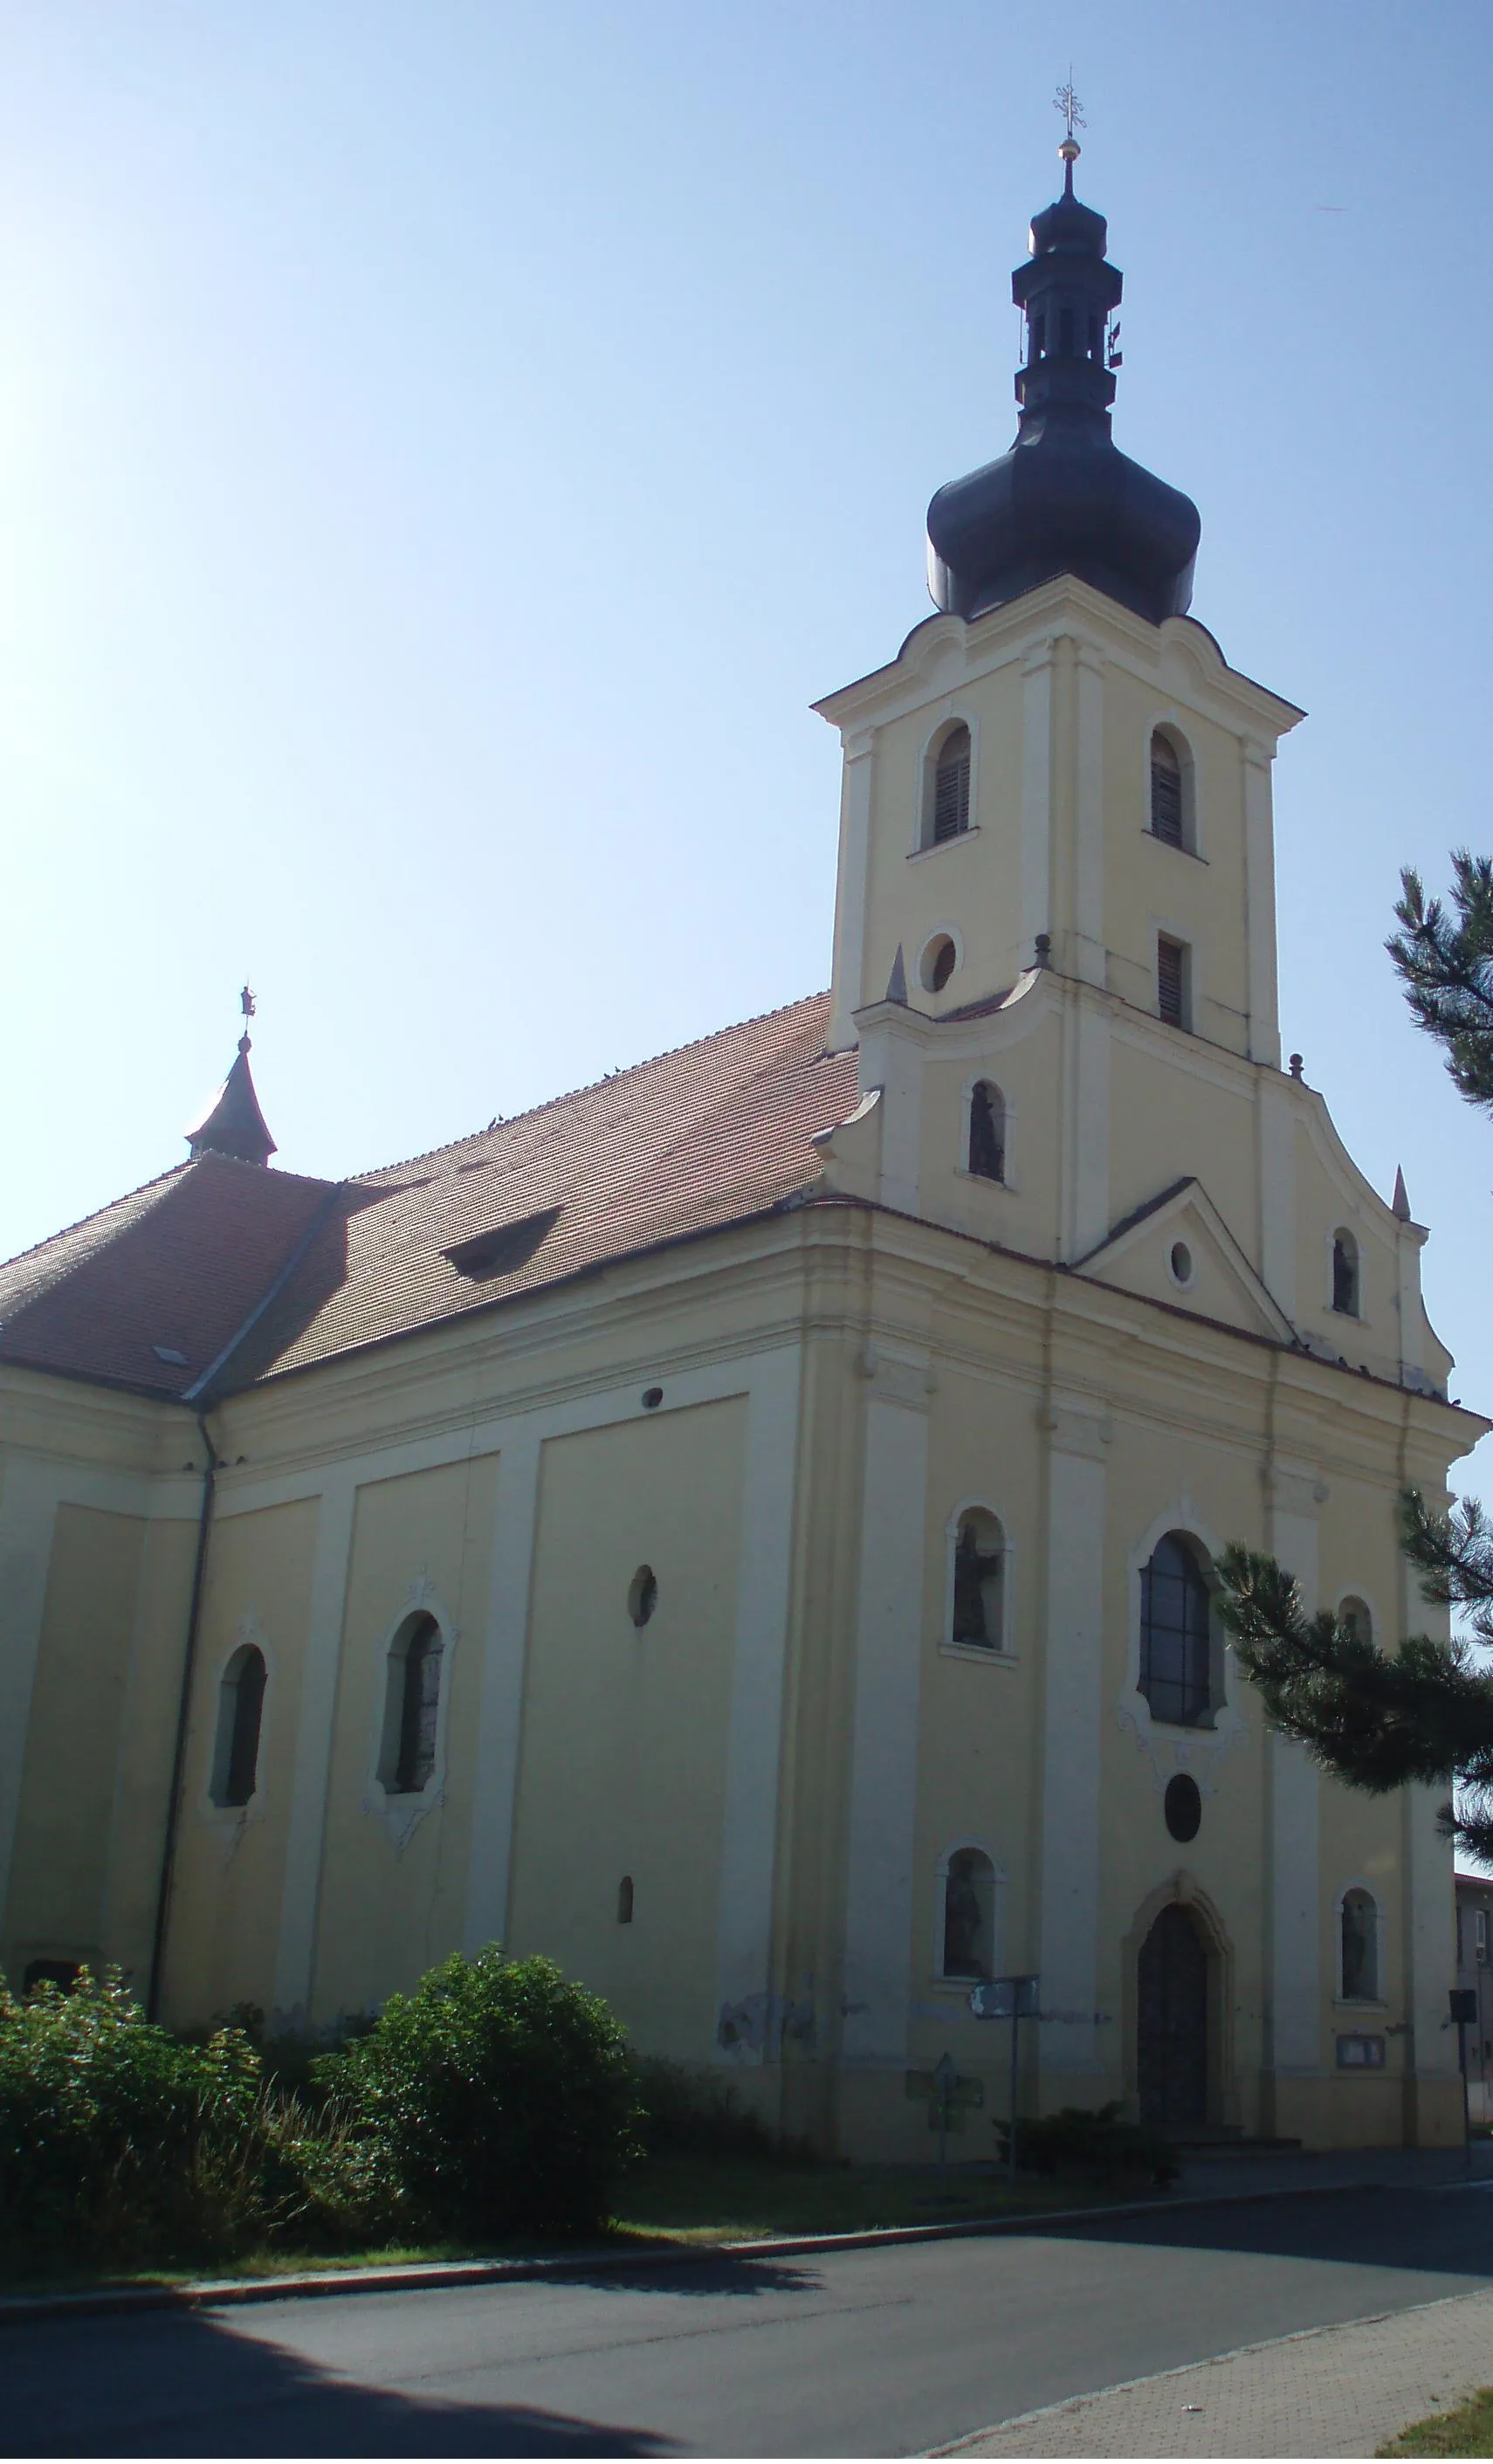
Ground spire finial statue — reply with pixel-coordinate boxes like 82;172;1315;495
238;982;257;1058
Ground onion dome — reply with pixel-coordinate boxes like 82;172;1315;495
186;1033;277;1167
925;141;1201;627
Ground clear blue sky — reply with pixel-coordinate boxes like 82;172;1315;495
4;2;1491;1504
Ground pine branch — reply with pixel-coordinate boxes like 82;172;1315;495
1401;1489;1493;1651
1387;855;1493;1110
1217;1542;1493;1859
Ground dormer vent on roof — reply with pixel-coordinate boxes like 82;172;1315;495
186;1034;278;1167
443;1206;562;1281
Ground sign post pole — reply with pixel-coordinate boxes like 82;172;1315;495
967;1973;1040;2184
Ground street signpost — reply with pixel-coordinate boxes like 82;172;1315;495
968;1973;1041;2181
905;2050;983;2171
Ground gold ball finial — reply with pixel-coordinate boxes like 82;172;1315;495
1058;135;1081;164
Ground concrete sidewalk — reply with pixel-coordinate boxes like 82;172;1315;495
936;2274;1493;2458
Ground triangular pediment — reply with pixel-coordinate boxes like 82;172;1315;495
1076;1178;1294;1343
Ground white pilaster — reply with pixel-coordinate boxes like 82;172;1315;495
840;1357;930;2066
1267;1473;1320;2074
828;733;875;1054
1242;737;1282;1069
462;1428;542;1955
1037;1401;1108;2073
712;1343;803;2057
271;1475;357;2025
1020;642;1055;968
1073;644;1106;989
1257;1075;1298;1319
854;1008;925;1220
1396;1220;1430;1385
1063;996;1111;1264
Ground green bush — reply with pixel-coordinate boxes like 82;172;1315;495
317;1946;643;2239
631;2055;801;2159
992;2101;1180;2185
0;1966;265;2267
0;1967;394;2273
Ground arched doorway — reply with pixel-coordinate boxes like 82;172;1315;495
1137;1902;1209;2130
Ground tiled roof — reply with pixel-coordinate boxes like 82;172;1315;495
0;995;860;1401
0;1160;338;1400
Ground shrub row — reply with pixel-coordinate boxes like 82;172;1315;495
0;1946;642;2274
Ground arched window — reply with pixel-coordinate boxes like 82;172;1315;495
1339;1595;1373;1646
941;1848;996;1979
1332;1231;1360;1317
967;1082;1006;1183
1150;731;1186;848
1139;1534;1214;1728
212;1644;266;1808
1340;1888;1379;2000
951;1508;1004;1650
616;1876;635;1924
931;725;972;845
385;1613;443;1795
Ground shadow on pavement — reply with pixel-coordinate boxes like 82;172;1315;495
1038;2180;1493;2281
2;2302;680;2459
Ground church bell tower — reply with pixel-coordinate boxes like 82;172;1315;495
814;137;1306;1281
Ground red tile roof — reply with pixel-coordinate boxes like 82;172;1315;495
0;995;859;1401
0;1159;339;1399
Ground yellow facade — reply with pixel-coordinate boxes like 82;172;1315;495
0;568;1483;2159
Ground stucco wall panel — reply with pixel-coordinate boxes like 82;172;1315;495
507;1400;746;2056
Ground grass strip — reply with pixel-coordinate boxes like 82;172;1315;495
1379;2389;1493;2455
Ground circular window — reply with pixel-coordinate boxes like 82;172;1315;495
628;1566;658;1628
919;933;958;994
1164;1772;1202;1842
1168;1241;1194;1289
641;1386;664;1410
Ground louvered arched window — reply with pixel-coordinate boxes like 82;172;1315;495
967;1081;1006;1183
1150;731;1185;847
931;725;972;845
212;1644;267;1808
1332;1231;1360;1317
1140;1534;1214;1728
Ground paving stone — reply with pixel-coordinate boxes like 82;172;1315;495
936;2283;1493;2458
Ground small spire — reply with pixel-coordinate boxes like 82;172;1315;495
885;945;909;1005
185;991;277;1167
1393;1166;1412;1222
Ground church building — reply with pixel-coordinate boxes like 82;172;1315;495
0;141;1483;2153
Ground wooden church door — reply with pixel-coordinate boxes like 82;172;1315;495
1137;1903;1209;2130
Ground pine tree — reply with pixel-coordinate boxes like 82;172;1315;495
1220;852;1493;1858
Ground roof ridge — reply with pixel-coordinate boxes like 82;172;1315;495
0;1160;188;1279
352;989;832;1183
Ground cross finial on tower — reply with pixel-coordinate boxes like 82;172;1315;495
1054;72;1085;194
1054;72;1085;143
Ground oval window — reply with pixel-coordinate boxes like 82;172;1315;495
1164;1773;1202;1841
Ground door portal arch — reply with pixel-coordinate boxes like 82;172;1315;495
1136;1901;1210;2130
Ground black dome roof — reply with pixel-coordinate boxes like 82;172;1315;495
925;148;1200;628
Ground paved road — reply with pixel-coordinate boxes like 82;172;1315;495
5;2187;1493;2457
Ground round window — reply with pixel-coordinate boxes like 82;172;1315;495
1169;1240;1194;1288
919;933;958;994
628;1566;658;1628
1164;1772;1202;1842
